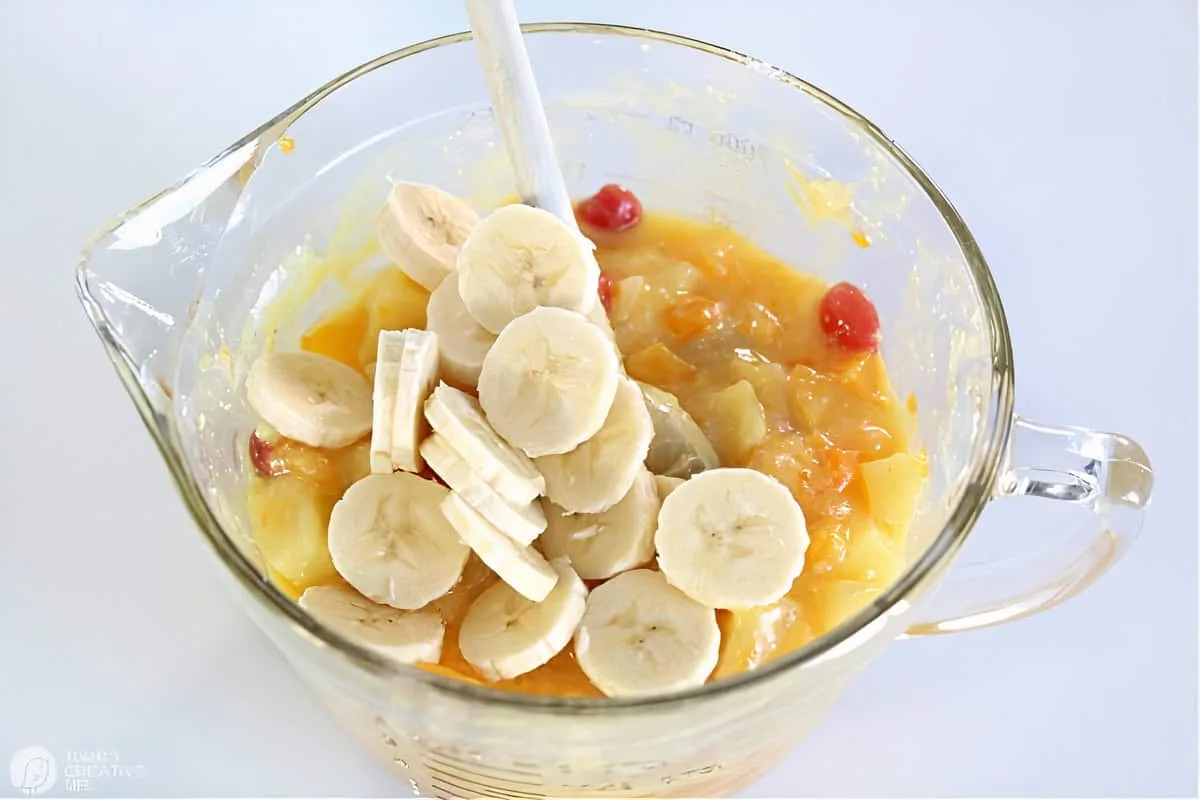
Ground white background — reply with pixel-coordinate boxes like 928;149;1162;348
0;1;1196;797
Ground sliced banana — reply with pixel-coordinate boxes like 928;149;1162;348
540;469;659;580
654;475;685;499
457;204;600;334
478;306;620;458
328;472;469;610
377;182;478;291
457;558;587;681
369;331;405;473
535;377;654;514
246;352;372;449
420;433;546;545
441;492;558;602
424;383;545;506
655;467;809;609
389;329;440;473
574;569;720;698
425;274;496;389
299;585;444;664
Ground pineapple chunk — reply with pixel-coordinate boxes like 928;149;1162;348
860;451;927;532
829;515;906;585
729;358;790;429
247;474;340;592
625;343;697;387
714;598;814;679
610;275;645;323
605;248;703;292
337;439;372;487
707;380;767;464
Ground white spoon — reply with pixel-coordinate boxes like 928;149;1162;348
463;0;576;227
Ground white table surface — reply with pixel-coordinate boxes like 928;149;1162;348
1;1;1196;797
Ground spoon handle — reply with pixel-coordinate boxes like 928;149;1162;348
463;0;576;226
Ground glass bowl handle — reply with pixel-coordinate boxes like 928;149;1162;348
905;416;1153;635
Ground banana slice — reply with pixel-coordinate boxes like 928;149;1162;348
389;329;440;473
654;475;685;499
457;558;587;681
574;569;720;698
457;204;600;334
535;377;654;514
478;307;620;458
655;467;809;609
540;469;659;580
425;274;495;389
440;492;558;602
246;352;372;449
420;433;547;545
376;182;478;291
328;472;469;610
424;383;544;506
369;331;405;473
299;585;444;664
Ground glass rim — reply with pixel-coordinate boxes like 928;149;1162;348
77;22;1016;714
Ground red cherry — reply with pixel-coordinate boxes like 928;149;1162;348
249;432;281;477
819;282;881;352
598;272;614;315
417;464;447;488
576;184;642;232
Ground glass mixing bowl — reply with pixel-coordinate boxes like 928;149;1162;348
76;24;1153;799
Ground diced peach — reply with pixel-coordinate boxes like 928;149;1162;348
247;474;340;591
355;268;430;367
625;343;697;387
300;303;368;369
860;451;927;532
705;380;767;465
747;431;857;521
662;295;722;340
